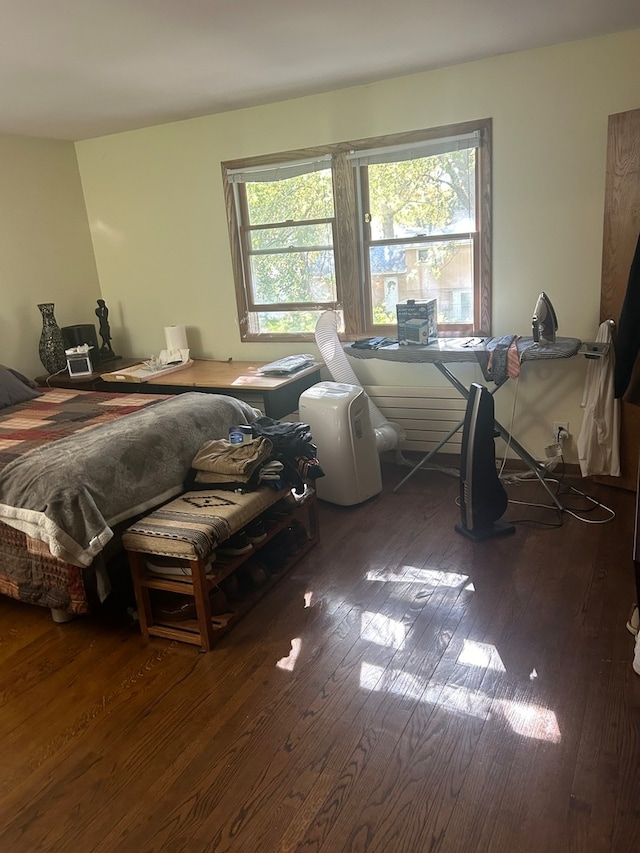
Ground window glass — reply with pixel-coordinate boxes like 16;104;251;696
367;149;476;240
243;170;337;315
364;148;477;329
370;238;474;326
223;120;491;341
245;170;334;223
249;237;336;306
253;309;341;335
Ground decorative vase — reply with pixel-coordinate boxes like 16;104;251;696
37;303;67;375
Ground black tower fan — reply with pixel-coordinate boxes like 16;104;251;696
455;383;515;541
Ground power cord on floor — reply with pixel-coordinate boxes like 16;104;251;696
555;482;616;524
491;373;615;525
500;459;616;526
455;490;564;529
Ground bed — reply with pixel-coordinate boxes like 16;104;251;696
0;365;260;618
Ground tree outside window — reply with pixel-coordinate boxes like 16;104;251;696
223;119;491;341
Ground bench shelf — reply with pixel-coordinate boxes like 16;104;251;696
126;489;318;651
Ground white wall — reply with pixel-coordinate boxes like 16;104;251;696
69;28;638;461
0;135;101;378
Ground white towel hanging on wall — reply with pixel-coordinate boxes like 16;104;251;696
577;321;620;477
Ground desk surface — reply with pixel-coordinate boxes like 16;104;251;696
118;359;321;391
346;336;581;363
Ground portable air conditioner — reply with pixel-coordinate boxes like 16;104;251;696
299;382;382;506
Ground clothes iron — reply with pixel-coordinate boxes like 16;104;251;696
532;291;558;345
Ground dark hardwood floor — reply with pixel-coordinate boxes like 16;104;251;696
1;463;639;852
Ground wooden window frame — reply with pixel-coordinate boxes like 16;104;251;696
222;118;492;342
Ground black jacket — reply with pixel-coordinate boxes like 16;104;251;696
614;231;640;401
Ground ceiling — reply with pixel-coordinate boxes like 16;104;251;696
2;0;639;142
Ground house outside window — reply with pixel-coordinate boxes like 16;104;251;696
222;118;491;341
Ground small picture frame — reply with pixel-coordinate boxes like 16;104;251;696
66;353;93;377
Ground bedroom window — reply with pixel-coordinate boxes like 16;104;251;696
222;118;491;341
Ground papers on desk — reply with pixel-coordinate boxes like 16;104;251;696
101;359;194;383
257;355;317;376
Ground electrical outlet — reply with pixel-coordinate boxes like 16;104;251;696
553;421;569;443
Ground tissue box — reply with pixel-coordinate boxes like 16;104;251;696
396;299;438;345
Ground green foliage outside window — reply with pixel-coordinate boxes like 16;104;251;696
367;150;475;241
224;120;490;338
245;171;337;313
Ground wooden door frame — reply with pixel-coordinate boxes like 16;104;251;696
598;107;640;491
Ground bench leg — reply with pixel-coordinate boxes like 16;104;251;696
128;551;154;640
189;558;215;652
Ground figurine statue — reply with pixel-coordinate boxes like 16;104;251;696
95;299;119;361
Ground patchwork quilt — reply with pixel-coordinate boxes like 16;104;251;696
0;388;260;611
0;388;165;466
0;388;167;612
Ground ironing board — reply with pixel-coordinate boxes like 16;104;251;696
346;336;582;503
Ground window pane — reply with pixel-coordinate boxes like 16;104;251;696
370;239;474;325
250;249;336;305
223;119;491;340
246;169;334;224
248;222;333;252
254;309;342;335
367;149;476;240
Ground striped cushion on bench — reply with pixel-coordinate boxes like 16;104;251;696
122;488;286;560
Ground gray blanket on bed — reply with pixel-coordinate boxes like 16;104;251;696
0;392;260;567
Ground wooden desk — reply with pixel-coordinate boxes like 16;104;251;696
35;358;142;390
99;359;322;419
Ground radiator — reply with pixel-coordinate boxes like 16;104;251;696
364;385;466;454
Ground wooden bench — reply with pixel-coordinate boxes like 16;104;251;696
123;487;318;651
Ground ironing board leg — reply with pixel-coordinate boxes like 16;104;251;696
392;419;464;493
492;422;564;511
393;361;564;512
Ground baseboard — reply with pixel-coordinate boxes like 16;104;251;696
382;449;582;479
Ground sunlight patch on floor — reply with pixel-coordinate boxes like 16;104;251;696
499;697;561;742
458;639;506;672
361;611;406;649
366;566;470;588
277;637;302;671
360;661;424;697
359;660;561;743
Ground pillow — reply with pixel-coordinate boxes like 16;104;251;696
1;364;39;389
0;366;43;409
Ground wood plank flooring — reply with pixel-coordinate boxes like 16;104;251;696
1;463;639;852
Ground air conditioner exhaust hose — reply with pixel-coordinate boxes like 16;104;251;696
314;311;404;453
